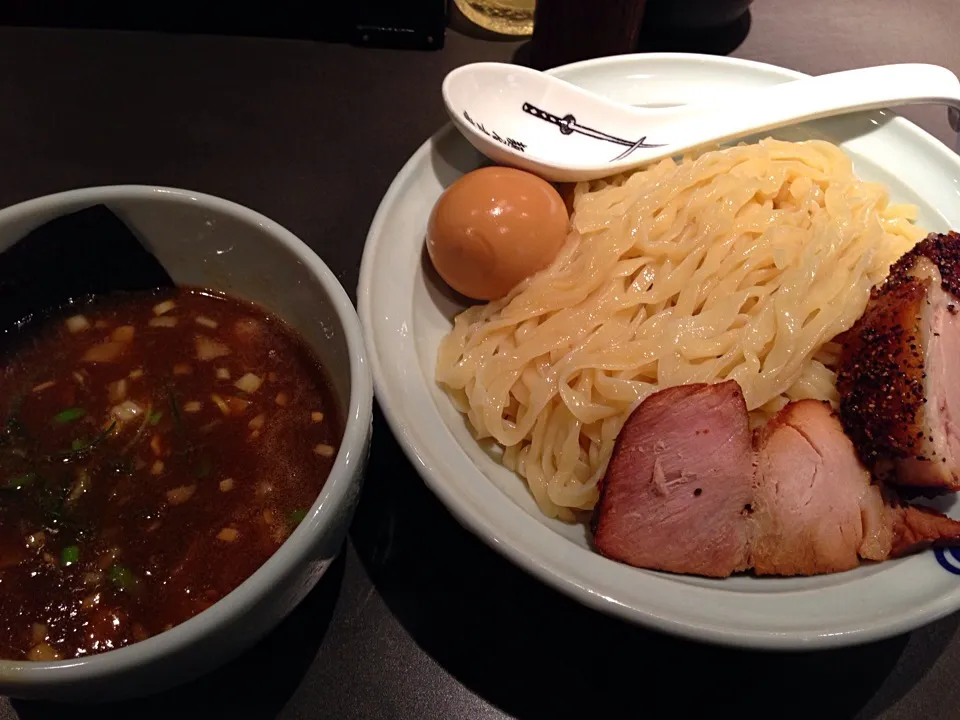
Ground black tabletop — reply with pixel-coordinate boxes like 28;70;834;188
3;2;960;718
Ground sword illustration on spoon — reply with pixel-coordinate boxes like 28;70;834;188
521;102;666;161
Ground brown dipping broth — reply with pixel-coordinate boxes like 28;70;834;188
0;288;342;661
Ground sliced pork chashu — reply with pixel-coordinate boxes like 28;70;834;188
591;381;754;578
750;400;890;575
592;381;960;578
838;232;960;490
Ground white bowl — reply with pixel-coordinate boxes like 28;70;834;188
0;185;373;700
358;53;960;650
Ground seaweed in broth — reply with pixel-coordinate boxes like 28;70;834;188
0;205;174;355
0;288;341;660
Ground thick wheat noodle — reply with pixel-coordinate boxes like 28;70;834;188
435;138;925;521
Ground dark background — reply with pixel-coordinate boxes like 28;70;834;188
0;2;352;39
2;1;960;718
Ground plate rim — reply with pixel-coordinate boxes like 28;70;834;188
358;52;960;650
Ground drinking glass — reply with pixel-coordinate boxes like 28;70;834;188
453;0;535;36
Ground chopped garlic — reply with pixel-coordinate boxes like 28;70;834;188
27;642;61;662
216;528;239;542
111;400;143;422
313;444;336;458
234;372;262;394
108;378;128;404
65;315;90;333
166;485;196;505
196;335;231;361
148;316;178;328
153;299;176;316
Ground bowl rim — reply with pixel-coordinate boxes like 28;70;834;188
0;184;373;684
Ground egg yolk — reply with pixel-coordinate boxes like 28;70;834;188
426;166;570;301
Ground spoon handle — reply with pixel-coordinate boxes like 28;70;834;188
667;63;960;150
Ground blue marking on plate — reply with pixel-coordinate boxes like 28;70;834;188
935;547;960;575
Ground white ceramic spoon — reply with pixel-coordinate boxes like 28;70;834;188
442;61;960;182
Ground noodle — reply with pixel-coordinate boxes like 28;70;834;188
435;138;925;521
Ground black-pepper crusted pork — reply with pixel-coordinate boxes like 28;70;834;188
838;232;960;490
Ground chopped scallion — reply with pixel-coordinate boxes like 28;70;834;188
53;421;116;459
148;411;163;426
288;508;308;526
60;545;79;566
108;564;138;591
53;408;86;424
4;472;35;490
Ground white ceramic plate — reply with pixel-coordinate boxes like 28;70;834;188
358;53;960;650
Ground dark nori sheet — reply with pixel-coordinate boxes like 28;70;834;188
0;204;174;352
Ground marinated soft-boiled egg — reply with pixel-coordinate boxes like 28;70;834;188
426;166;569;301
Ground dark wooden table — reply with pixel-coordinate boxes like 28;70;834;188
3;1;960;718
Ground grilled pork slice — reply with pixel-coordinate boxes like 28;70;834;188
591;381;754;578
838;231;960;490
751;400;891;575
888;500;960;556
752;400;960;573
593;383;960;578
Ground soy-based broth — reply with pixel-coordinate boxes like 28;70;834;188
0;288;341;660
